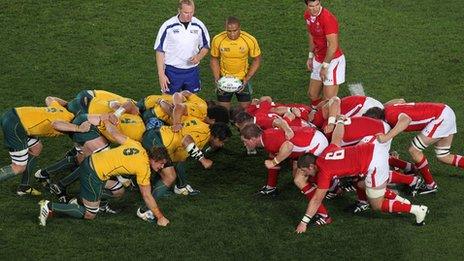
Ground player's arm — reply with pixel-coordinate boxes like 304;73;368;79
324;97;341;133
383;98;406;106
51;121;91;133
330;115;345;146
45;96;68;107
272;117;294;140
139;184;169;227
171;103;187;132
265;141;294;169
306;32;314;71
156;51;170;92
102;119;127;145
182;135;212;169
296;187;328;233
190;47;209;65
243;55;261;85
324;33;338;64
377;113;411;143
210;56;221;83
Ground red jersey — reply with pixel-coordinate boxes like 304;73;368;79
311;109;325;128
255;113;308;130
340;96;367;117
261;126;318;158
385;102;446;132
246;101;274;116
286;103;312;121
323;117;388;146
316;143;374;189
304;8;343;63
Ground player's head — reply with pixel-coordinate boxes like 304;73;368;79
178;0;195;22
305;0;321;16
234;111;254;129
226;16;241;40
240;124;263;149
209;122;232;149
206;105;230;124
229;106;245;124
297;154;318;176
363;107;385;120
148;146;170;171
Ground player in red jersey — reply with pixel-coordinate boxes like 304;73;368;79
304;0;346;107
294;116;429;233
240;124;328;196
364;102;462;195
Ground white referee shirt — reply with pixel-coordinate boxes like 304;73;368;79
154;15;210;69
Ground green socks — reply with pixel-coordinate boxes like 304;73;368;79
20;155;37;186
152;179;170;199
175;161;187;188
51;202;85;219
0;165;16;182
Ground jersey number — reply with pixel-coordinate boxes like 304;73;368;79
325;149;345;160
123;148;139;156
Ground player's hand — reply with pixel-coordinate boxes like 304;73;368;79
189;54;201;65
290;107;301;118
159;73;170;93
172;123;183;133
101;113;119;125
295;222;308;234
200;158;213;169
77;121;91;133
156;216;170;227
306;58;313;71
376;133;389;143
320;67;328;82
264;159;275;169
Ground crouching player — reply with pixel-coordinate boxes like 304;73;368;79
38;119;170;227
295;115;429;233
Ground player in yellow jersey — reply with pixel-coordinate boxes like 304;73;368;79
0;97;75;196
210;16;262;110
38;119;170;227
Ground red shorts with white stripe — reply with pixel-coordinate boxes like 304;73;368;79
364;139;390;189
310;55;346;86
421;105;457;139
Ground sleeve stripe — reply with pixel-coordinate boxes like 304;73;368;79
191;23;210;49
155;23;182;52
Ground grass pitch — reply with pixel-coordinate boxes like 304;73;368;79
1;0;464;259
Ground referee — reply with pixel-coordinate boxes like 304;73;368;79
154;0;210;94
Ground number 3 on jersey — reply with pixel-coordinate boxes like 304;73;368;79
325;149;345;160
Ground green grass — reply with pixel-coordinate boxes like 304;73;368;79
1;0;464;259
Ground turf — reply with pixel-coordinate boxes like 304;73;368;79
1;0;464;259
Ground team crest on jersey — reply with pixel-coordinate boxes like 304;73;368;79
220;47;230;52
190;29;199;34
173;29;180;33
239;47;246;53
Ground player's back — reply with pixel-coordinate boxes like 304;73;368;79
385;102;445;131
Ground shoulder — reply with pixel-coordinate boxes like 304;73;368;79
240;31;259;44
159;16;180;29
212;32;227;42
320;8;338;23
191;17;208;29
303;9;310;19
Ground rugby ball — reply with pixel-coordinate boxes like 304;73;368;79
217;76;242;93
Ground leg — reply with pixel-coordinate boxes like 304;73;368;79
308;79;323;106
322;84;340;100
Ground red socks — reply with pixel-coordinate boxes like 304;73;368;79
389;171;415;186
301;183;328;216
415;157;435;185
266;167;279;187
381;199;412;213
452;155;464;169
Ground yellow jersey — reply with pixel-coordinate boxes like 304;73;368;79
159;116;210;162
91;138;151;186
140;94;173;111
210;31;261;80
152;94;207;125
88;91;128;114
99;114;146;143
15;101;74;137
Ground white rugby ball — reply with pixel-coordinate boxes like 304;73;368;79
217;76;242;93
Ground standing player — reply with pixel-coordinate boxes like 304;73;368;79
155;0;210;94
365;102;463;195
210;16;261;110
304;0;345;107
294;116;428;233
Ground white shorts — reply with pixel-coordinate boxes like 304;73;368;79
311;55;346;86
364;140;390;189
308;130;329;156
421;105;457;139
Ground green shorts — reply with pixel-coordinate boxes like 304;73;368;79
0;109;30;151
71;114;101;146
217;81;252;103
79;157;104;202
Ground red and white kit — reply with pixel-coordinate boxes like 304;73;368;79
304;8;345;85
261;126;328;158
385;102;457;138
340;96;384;117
